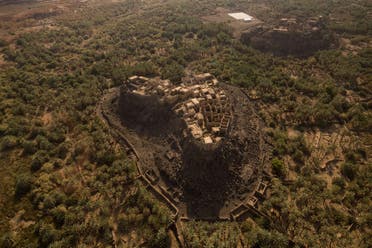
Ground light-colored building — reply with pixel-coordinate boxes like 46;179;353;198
228;12;254;22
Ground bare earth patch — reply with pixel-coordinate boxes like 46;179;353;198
41;112;52;126
9;210;35;232
201;7;263;38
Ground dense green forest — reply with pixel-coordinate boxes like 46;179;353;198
0;0;371;247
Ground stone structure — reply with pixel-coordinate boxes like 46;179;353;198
241;16;336;57
124;74;232;144
116;73;271;219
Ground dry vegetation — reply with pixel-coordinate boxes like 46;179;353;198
0;0;370;247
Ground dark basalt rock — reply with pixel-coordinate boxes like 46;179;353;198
241;17;337;57
116;76;271;218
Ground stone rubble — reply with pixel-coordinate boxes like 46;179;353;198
125;74;233;144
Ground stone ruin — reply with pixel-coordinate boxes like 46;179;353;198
117;73;271;219
124;74;232;144
241;16;336;57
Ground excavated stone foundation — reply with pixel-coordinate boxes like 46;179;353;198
114;74;271;219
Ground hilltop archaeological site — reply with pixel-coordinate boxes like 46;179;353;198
100;73;272;220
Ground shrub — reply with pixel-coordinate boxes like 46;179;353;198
332;177;346;189
148;228;169;248
31;151;49;172
38;224;58;247
31;159;43;172
48;130;65;144
292;149;305;163
22;140;37;155
271;158;287;178
0;135;18;151
36;135;53;150
0;124;8;135
341;162;357;181
55;143;69;159
51;208;66;228
161;62;184;84
0;38;7;47
0;233;13;248
118;216;129;234
15;174;32;198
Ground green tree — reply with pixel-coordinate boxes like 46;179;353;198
341;162;357;181
15;174;32;198
0;135;18;151
0;233;13;248
22;140;37;155
162;62;184;83
271;158;287;178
